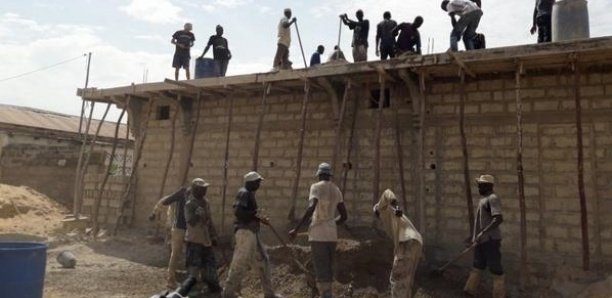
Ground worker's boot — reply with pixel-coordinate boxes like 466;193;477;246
463;268;481;296
492;274;505;298
317;282;333;298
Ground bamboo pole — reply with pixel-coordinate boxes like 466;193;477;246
221;97;234;233
180;92;203;185
73;101;96;217
417;73;427;232
113;99;155;235
252;84;271;171
341;87;360;194
459;70;475;233
515;62;528;289
373;75;385;204
122;101;131;177
92;108;126;238
158;99;180;203
573;59;590;271
393;90;408;212
332;80;351;178
289;81;311;221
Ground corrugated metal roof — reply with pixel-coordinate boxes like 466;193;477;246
0;104;131;140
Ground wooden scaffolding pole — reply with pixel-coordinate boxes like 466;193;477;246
332;80;351;175
341;87;360;194
289;81;311;221
180;92;203;185
459;70;475;232
122;98;131;176
158;98;181;203
417;73;427;231
514;62;528;289
252;83;271;171
373;74;385;204
393;90;408;212
221;96;234;233
73;101;96;217
573;57;590;271
92;108;126;238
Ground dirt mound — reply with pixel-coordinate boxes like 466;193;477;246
0;184;68;237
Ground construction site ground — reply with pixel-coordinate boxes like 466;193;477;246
1;183;611;297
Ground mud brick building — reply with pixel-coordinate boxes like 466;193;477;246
79;37;612;281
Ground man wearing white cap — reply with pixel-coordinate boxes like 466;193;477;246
184;178;222;295
223;172;282;298
464;174;505;298
289;163;347;298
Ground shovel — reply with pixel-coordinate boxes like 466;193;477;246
431;242;477;276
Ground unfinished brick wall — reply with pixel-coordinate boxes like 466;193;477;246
130;68;612;276
81;174;134;226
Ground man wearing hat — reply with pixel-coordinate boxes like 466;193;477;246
183;178;222;295
289;163;348;298
223;172;282;298
464;174;505;297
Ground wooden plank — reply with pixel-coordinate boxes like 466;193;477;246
459;70;475;233
252;83;271;171
514;62;528;289
288;81;311;221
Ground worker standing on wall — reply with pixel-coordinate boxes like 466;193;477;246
441;0;483;52
376;11;398;60
223;172;283;298
289;163;348;298
273;8;297;70
393;16;424;56
373;189;422;298
310;45;325;67
200;25;232;76
530;0;555;43
463;175;505;298
340;10;370;62
171;22;195;80
183;178;223;295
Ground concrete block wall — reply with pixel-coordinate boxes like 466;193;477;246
130;68;612;274
82;173;133;226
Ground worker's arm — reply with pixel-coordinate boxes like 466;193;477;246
205;202;218;245
283;17;297;28
474;215;504;242
200;37;212;58
234;194;259;223
375;23;381;56
288;198;317;240
415;31;422;55
392;24;400;37
531;4;538;34
335;202;347;224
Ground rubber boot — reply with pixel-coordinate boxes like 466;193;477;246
492;274;505;298
463;269;481;296
317;282;333;298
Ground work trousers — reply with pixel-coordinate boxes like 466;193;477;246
216;58;229;76
186;242;221;292
390;240;422;298
352;45;368;62
168;228;186;286
222;229;275;298
273;44;291;69
450;10;483;51
473;239;504;275
537;14;552;43
311;241;337;298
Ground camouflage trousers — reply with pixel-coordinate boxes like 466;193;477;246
222;229;275;298
390;240;422;298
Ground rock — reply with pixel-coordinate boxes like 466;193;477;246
57;250;77;269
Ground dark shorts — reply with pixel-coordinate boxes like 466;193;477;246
473;239;503;275
173;52;190;69
185;242;217;269
311;241;336;282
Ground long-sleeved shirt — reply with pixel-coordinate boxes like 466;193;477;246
184;195;218;246
233;187;260;233
343;18;369;47
393;22;421;54
156;187;188;230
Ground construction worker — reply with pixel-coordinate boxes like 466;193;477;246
530;0;555;43
441;0;483;52
393;16;424;56
273;8;297;70
149;183;192;289
310;45;325;67
464;174;505;298
288;163;348;298
375;11;398;60
222;172;283;298
340;10;369;62
183;178;222;295
328;46;346;62
171;22;195;80
373;190;422;298
200;25;232;76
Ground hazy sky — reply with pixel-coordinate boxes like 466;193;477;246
1;0;611;122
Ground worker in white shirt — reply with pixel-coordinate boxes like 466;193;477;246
441;0;483;51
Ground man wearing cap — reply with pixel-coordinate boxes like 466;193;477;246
464;174;505;298
289;163;348;298
184;178;222;295
149;179;199;288
223;172;282;298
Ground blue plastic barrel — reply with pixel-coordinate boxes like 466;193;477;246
0;242;47;298
552;0;590;42
195;57;220;79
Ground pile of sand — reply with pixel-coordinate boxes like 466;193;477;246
0;184;68;237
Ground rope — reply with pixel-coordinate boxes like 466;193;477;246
0;53;87;83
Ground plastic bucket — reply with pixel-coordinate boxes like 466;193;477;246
552;0;590;42
0;242;47;298
195;58;220;78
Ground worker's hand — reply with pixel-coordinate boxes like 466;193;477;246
198;55;204;59
464;236;473;247
474;232;484;244
259;216;271;226
148;213;156;222
288;229;298;241
530;26;537;35
394;209;403;217
292;17;297;23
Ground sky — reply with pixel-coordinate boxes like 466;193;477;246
1;0;611;122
